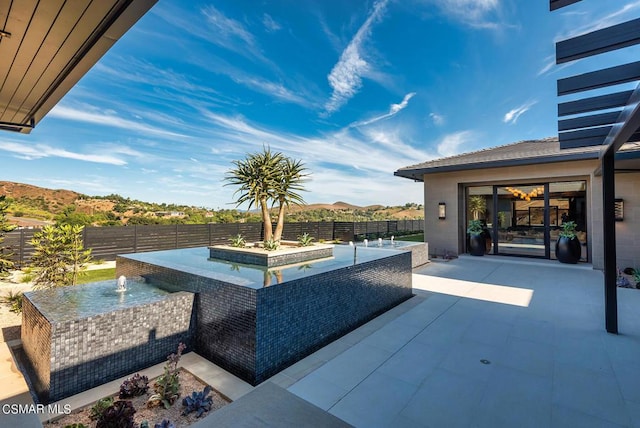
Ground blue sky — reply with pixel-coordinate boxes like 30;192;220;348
1;0;639;209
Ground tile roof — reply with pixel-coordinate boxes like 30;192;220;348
395;137;606;181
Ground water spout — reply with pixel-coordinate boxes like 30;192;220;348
116;275;127;292
364;239;368;247
378;238;383;247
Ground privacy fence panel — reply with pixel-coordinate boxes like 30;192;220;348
4;220;422;266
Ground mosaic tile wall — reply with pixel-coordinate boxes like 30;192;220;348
117;251;412;385
208;245;334;267
254;252;413;383
117;257;259;383
404;242;430;268
21;297;51;401
22;292;195;403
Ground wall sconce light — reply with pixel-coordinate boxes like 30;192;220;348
615;199;624;221
438;202;446;220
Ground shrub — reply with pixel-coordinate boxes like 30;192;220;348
262;238;280;251
559;221;577;239
182;385;213;417
147;343;186;409
63;424;88;428
0;290;23;314
118;373;149;398
297;233;314;247
229;234;246;248
89;397;114;421
466;220;484;236
96;400;136;428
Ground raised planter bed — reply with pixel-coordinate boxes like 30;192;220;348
208;241;334;267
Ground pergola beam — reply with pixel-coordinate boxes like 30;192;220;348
550;0;582;11
558;90;633;117
557;61;640;96
557;18;640;64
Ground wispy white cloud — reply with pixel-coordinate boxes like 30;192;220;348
49;105;187;139
198;110;432;182
430;112;445;126
202;5;257;51
436;131;476;157
427;0;503;29
503;100;537;124
262;13;282;32
558;1;640;41
323;0;389;115
350;92;416;127
0;141;129;165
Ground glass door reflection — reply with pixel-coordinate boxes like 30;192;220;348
496;185;546;257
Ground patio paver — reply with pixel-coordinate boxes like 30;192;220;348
286;256;640;427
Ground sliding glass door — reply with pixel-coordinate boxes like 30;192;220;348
495;184;547;257
466;181;587;261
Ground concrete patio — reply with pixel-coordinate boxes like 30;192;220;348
279;256;640;427
4;255;640;427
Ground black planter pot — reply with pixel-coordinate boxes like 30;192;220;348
469;233;485;256
556;236;581;264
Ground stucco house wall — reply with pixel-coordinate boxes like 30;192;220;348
422;159;639;270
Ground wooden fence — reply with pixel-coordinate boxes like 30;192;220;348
3;220;423;266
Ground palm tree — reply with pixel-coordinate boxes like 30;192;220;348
225;147;284;242
468;195;486;221
226;147;308;243
272;157;309;241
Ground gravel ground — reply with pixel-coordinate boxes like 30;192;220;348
0;271;31;342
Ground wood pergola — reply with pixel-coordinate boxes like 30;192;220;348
552;0;640;333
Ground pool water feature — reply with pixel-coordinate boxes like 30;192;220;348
22;244;413;402
21;279;194;403
25;278;168;322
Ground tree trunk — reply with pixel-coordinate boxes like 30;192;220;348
273;198;286;241
260;198;273;241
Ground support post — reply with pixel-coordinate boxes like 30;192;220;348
602;150;618;334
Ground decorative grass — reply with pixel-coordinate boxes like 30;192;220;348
77;268;116;284
397;233;424;242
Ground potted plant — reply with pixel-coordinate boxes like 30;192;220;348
467;219;485;256
556;221;581;264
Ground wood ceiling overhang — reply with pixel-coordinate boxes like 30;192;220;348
0;0;157;134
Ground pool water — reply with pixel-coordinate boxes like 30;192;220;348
24;278;169;322
122;244;408;289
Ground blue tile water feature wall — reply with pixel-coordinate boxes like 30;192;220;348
21;244;412;402
21;280;195;403
116;245;413;385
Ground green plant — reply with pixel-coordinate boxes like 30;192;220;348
297;233;314;247
19;272;33;283
89;396;114;421
466;219;484;236
0;195;16;276
559;221;577;239
96;400;136;428
225;146;308;242
229;234;246;248
468;196;486;220
0;290;23;314
119;373;149;398
29;224;92;289
182;385;213;417
262;238;280;251
64;424;88;428
633;268;640;284
147;343;186;409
